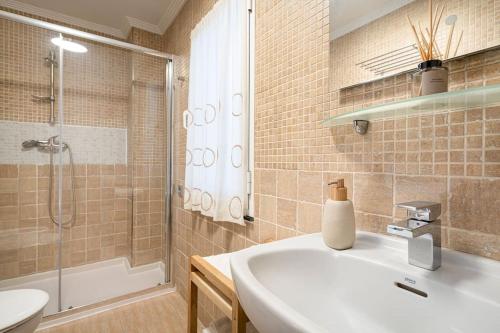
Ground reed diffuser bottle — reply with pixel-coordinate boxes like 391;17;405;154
418;59;448;95
407;0;461;96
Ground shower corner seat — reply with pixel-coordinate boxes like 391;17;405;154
188;254;248;333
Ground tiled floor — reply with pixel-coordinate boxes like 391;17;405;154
38;292;188;333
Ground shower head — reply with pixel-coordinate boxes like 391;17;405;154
51;36;87;53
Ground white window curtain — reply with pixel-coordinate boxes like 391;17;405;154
184;0;248;225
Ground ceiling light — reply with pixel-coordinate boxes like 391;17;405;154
51;36;87;53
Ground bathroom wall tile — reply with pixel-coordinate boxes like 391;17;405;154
353;174;393;216
260;221;277;243
259;195;276;224
260;170;276;196
298;171;323;204
0;165;18;178
297;202;322;234
277;226;297;240
355;212;393;235
0;179;18;193
276;199;297;229
277;170;297;200
394;176;448;223
449;178;500;235
245;219;260;243
448;228;500;261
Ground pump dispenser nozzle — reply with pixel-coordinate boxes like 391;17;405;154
328;179;347;201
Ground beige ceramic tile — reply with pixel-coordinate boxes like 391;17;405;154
353;173;393;216
259;195;276;224
277;170;297;200
394;176;448;223
297;202;322;233
276;198;297;229
298;171;323;204
449;178;500;235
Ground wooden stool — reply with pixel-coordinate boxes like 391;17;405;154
188;255;248;333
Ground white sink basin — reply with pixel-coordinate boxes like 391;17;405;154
230;232;500;333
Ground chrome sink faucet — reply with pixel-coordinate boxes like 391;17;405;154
387;201;441;270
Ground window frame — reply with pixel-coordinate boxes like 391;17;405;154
244;0;255;221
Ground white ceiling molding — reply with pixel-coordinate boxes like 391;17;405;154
0;0;187;39
0;0;126;38
157;0;186;33
125;16;162;35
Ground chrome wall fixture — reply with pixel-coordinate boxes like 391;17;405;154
21;136;77;228
352;120;369;135
356;44;421;77
32;50;57;124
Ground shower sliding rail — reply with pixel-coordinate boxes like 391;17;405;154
0;10;171;59
32;50;57;124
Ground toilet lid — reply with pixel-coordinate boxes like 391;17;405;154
0;289;49;331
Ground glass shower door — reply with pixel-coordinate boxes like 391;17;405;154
1;10;173;316
0;18;65;315
58;40;170;311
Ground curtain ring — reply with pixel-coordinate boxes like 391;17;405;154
231;93;243;116
205;103;217;124
191;188;202;207
186;149;192;166
183;187;192;205
201;192;214;211
183;110;193;128
230;145;242;168
203;148;217;167
228;196;243;220
193;107;204;126
192;148;203;166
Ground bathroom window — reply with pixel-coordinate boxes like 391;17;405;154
184;0;254;225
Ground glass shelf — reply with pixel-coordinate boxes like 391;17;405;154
321;84;500;127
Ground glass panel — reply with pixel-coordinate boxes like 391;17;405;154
321;84;500;126
129;52;168;268
0;17;63;315
59;39;167;311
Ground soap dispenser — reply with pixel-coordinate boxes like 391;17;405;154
322;179;355;250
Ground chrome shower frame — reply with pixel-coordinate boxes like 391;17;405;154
164;58;175;288
0;8;176;308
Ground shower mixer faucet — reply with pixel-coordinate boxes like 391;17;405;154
22;136;67;151
21;135;76;228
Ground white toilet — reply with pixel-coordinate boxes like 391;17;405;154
0;289;49;333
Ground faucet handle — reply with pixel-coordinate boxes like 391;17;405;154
396;201;441;222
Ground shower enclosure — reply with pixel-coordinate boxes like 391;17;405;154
0;10;174;316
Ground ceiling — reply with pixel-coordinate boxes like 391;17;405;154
330;0;415;40
0;0;186;38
